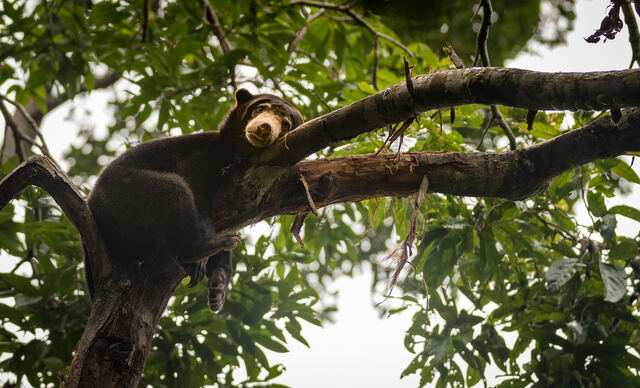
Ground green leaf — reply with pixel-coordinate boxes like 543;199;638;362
0;274;39;297
284;319;309;348
425;335;451;363
599;262;626;303
611;159;640;183
254;334;289;353
610;238;638;260
609;205;640;223
600;214;617;243
545;259;580;293
587;191;606;217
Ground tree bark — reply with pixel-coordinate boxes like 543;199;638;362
211;107;640;231
260;67;640;166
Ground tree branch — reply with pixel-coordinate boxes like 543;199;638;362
0;154;183;387
201;0;232;53
258;67;640;167
211;107;640;232
0;155;110;287
474;0;517;149
622;1;640;67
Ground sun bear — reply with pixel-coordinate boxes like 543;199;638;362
87;89;304;312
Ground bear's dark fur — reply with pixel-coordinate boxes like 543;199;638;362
87;89;303;312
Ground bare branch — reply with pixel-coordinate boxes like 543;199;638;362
491;105;517;149
0;94;52;159
299;172;318;215
1;71;121;162
443;45;465;69
288;9;326;54
201;0;232;52
474;0;493;67
291;211;309;248
473;0;517;149
373;36;379;90
0;100;27;161
389;175;429;293
141;0;149;43
622;2;640;67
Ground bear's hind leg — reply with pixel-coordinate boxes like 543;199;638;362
179;233;240;264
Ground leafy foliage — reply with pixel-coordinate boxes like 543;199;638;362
1;0;638;387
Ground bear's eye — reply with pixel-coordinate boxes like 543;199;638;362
254;105;268;114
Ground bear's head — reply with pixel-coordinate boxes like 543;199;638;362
221;89;303;153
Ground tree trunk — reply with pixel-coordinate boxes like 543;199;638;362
63;259;184;387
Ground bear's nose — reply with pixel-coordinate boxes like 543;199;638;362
258;122;272;135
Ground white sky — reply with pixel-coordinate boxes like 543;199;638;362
1;0;639;387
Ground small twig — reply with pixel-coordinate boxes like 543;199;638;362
0;94;52;159
288;9;326;54
0;100;27;161
377;118;413;155
299;172;318;216
526;109;538;130
290;211;309;248
388;174;429;294
202;0;232;52
622;2;640;67
534;214;578;242
473;0;517;149
475;115;494;150
293;49;341;79
372;36;379;90
473;0;493;67
141;0;149;43
442;44;465;69
346;10;413;57
403;57;419;123
491;105;516;149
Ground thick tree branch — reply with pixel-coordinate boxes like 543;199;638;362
0;155;110;289
0;155;185;387
258;67;640;167
211;107;640;231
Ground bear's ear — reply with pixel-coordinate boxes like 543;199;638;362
235;89;254;105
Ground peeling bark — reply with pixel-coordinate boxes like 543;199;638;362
212;107;640;231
